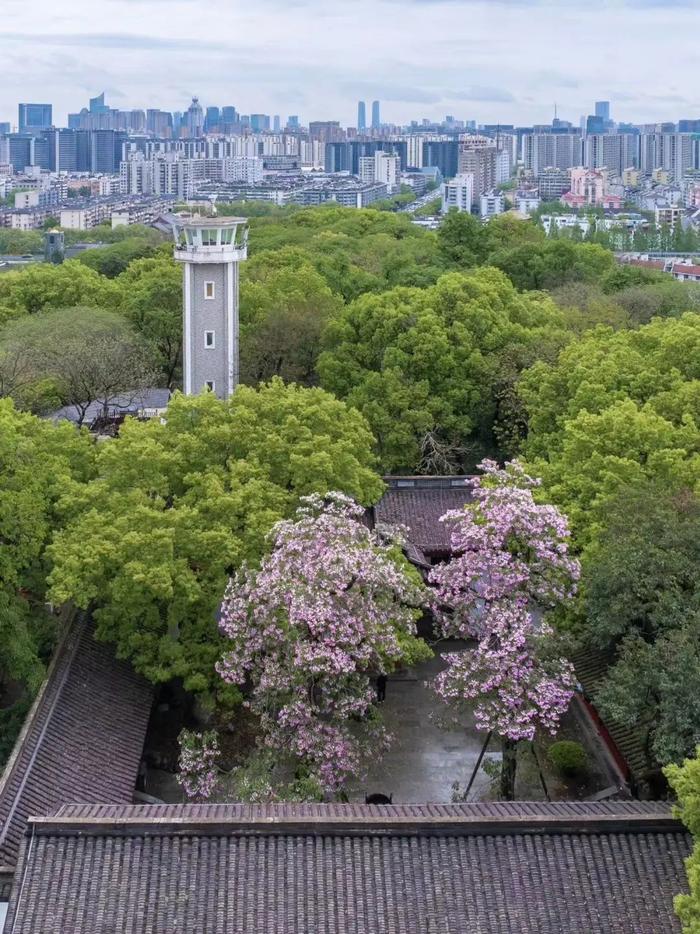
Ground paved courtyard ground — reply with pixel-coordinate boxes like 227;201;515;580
349;640;498;804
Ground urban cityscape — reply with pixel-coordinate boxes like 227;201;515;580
2;0;700;931
3;93;700;241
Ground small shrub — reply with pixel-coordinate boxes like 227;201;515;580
548;740;587;776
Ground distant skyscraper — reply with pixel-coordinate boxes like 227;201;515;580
250;114;270;132
89;93;108;114
18;103;52;132
205;107;220;132
221;106;238;127
185;97;204;137
0;122;10;135
273;115;281;132
595;101;610;122
287;115;300;129
371;100;380;130
357;101;366;132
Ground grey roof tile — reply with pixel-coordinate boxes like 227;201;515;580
5;802;691;933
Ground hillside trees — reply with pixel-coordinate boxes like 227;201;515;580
665;749;700;932
117;250;183;387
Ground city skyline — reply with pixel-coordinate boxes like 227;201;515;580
3;0;700;128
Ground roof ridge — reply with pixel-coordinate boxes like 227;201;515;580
33;800;681;839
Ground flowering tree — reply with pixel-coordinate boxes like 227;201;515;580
430;460;580;800
177;728;220;801
217;492;427;795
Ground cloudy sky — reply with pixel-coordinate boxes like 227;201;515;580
2;0;700;128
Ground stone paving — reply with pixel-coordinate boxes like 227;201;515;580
349;640;498;804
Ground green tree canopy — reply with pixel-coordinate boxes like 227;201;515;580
318;267;567;472
117;249;183;387
520;314;700;460
0;307;157;424
47;382;384;699
0;260;119;315
665;748;700;932
0;400;95;690
77;238;158;278
489;239;615;291
240;247;343;386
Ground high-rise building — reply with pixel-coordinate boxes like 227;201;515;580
146;109;173;137
221;106;238;129
286;115;300;129
6;134;34;172
422;140;459;178
357;101;366;132
584;133;639;175
91;129;126;173
458;142;499;206
172;216;248;400
250;114;270;132
523;133;581;174
90;93;109;114
18;103;52;132
273;115;281;132
185;97;204;138
205;107;221;133
441;173;474;213
371;101;381;130
586;114;606;134
595;101;611;122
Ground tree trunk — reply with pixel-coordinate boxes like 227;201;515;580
500;737;518;801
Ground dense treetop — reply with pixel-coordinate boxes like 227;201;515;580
47;382;383;698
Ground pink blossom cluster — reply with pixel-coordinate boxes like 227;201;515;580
176;728;220;800
430;460;580;742
217;492;425;792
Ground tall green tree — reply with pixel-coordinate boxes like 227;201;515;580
0;400;95;691
118;250;183;387
0;260;119;315
48;382;384;700
665;749;700;932
240;248;343;386
319;268;567;472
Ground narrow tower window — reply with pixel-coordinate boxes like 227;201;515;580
204;330;215;348
204;281;215;299
205;380;215;392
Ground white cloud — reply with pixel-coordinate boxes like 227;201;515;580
1;0;699;125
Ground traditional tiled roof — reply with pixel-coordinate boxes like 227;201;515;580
5;801;690;933
0;616;153;872
374;477;473;558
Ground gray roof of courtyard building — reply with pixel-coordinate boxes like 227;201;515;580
374;476;473;560
0;616;153;873
49;387;171;425
4;800;690;933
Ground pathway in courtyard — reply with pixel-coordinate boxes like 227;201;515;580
350;640;496;804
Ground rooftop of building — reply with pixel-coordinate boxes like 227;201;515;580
373;476;473;561
4;801;690;933
0;616;153;873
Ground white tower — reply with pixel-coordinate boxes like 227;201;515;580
173;216;248;399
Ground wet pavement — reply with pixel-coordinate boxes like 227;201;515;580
349;640;498;804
